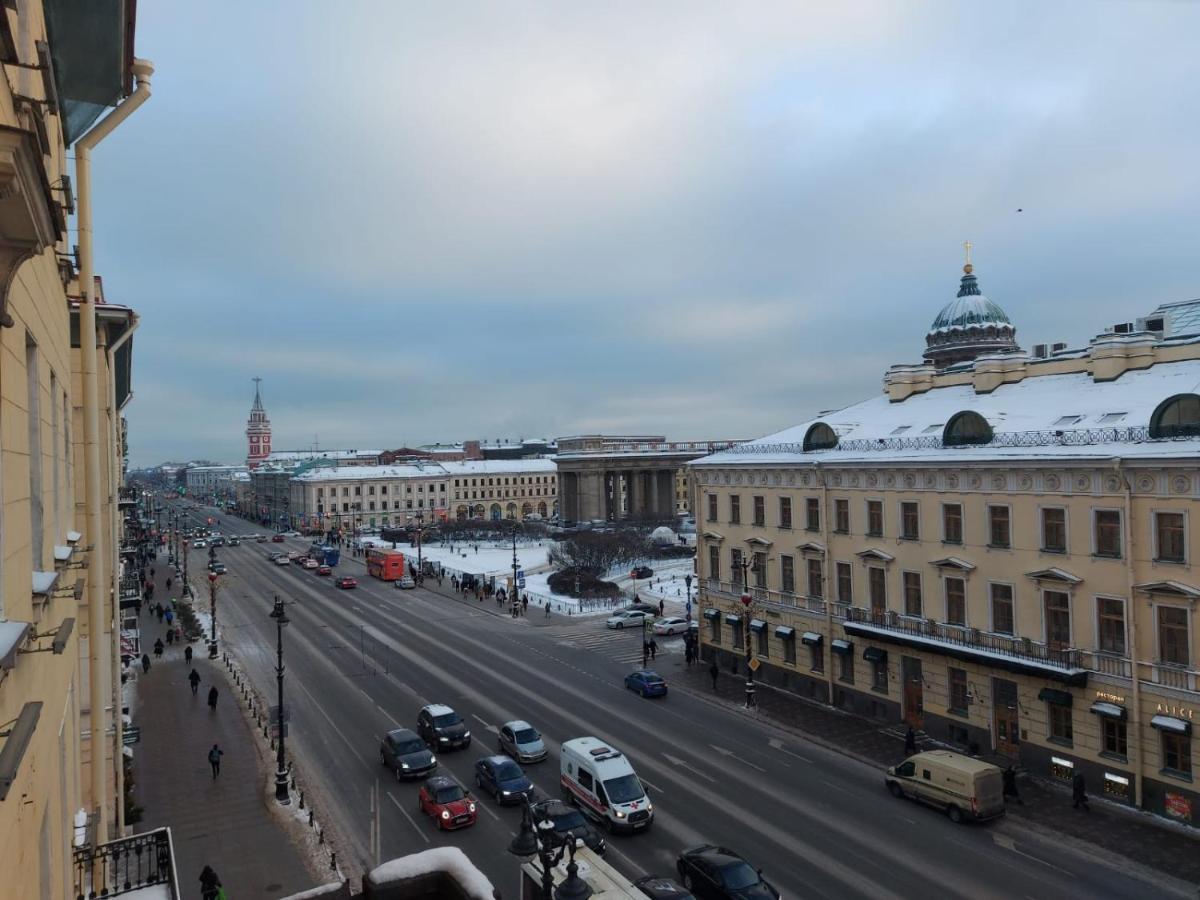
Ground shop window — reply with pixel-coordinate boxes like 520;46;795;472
948;667;968;715
709;617;721;643
838;651;854;684
756;628;769;658
782;633;796;665
731;621;744;651
810;643;824;674
871;660;887;692
1101;718;1127;759
1103;772;1130;799
1162;732;1192;777
1048;702;1073;745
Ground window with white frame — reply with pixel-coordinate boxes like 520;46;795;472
1044;590;1072;649
902;571;922;617
944;577;966;626
1041;507;1067;553
1094;509;1122;558
990;583;1014;635
1158;606;1190;666
1096;597;1127;656
1155;511;1186;564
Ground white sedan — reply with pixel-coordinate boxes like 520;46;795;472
606;610;652;629
653;616;689;636
303;558;320;569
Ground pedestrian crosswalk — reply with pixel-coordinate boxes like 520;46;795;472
543;622;682;665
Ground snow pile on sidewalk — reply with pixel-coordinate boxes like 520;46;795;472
367;847;495;900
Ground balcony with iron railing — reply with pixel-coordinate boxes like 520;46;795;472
74;827;180;899
703;578;828;616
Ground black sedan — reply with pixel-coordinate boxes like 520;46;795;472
531;799;606;856
676;846;779;900
379;728;437;781
473;755;533;805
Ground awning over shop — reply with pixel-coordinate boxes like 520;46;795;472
703;608;719;620
832;639;853;655
862;646;887;663
749;619;767;632
724;614;741;625
1151;715;1192;736
1038;687;1073;707
1089;702;1127;720
775;626;795;639
801;632;823;646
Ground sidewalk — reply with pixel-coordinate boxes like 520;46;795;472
131;555;316;899
671;658;1200;884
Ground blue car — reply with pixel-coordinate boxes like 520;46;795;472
473;755;534;804
625;670;668;698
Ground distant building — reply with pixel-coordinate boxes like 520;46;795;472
245;377;272;468
184;464;247;497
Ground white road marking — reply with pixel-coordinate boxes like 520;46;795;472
662;753;715;783
639;775;663;793
386;790;431;843
472;713;498;733
993;833;1073;875
767;737;812;763
820;779;854;796
710;743;766;772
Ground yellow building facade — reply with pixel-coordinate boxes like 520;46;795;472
694;266;1200;826
0;2;151;897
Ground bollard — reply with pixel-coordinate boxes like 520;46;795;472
319;828;325;845
330;852;336;871
270;737;275;751
309;809;314;826
299;791;305;809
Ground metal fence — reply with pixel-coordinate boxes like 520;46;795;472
74;827;178;899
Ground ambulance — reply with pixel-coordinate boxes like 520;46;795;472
560;737;653;832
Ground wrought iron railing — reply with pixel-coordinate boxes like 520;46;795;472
712;424;1200;456
703;579;828;616
74;827;178;899
843;606;1083;669
558;440;741;457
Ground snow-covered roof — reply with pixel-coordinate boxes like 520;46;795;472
292;464;447;482
440;459;557;475
267;449;382;462
696;358;1200;466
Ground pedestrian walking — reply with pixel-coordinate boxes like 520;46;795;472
141;653;151;674
649;636;658;660
166;576;173;590
153;638;164;658
545;600;551;618
685;644;694;666
189;668;201;696
208;744;224;779
904;726;917;755
155;604;164;623
165;629;174;646
522;594;529;614
1002;766;1023;805
659;599;665;617
1072;771;1090;811
207;685;219;712
709;661;719;690
165;608;174;627
198;864;223;900
185;645;193;664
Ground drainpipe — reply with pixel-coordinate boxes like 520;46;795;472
1113;457;1144;808
76;58;153;845
105;314;138;835
816;462;834;702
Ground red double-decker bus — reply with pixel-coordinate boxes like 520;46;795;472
366;548;406;581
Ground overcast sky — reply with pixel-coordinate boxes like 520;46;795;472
103;2;1200;466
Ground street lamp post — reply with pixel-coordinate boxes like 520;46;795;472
511;521;520;616
508;803;593;900
207;570;219;658
270;595;291;804
736;556;755;710
416;514;424;577
685;573;693;623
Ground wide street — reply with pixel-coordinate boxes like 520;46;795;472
169;502;1183;900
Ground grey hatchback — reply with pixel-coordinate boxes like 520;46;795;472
380;727;437;781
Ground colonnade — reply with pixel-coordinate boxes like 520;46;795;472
559;467;677;524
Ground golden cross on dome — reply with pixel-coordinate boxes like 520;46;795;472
963;240;972;266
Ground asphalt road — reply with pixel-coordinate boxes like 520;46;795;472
166;504;1185;900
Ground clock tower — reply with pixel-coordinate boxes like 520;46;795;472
246;377;271;469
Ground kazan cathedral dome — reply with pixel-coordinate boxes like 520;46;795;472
923;253;1019;369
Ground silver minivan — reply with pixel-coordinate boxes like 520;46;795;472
884;750;1005;823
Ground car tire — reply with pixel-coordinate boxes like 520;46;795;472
947;804;963;824
475;774;482;788
682;874;694;892
639;687;646;697
394;766;402;782
888;781;904;799
495;789;504;804
380;751;387;766
616;622;623;629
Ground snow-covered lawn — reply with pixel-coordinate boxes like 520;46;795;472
358;536;552;578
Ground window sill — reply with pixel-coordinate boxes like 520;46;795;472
1099;751;1128;764
987;543;1012;551
947;707;969;719
838;677;854;685
1047;737;1074;749
1093;553;1123;561
810;669;824;676
941;539;963;546
866;532;883;539
1153;558;1187;566
833;529;849;536
870;685;889;695
1040;547;1066;555
1160;768;1193;783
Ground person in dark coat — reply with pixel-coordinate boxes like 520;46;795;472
185;644;193;664
208;744;224;779
198;864;222;900
188;668;201;696
207;685;219;711
904;726;917;755
649;636;658;660
1072;771;1090;811
165;628;174;646
709;661;719;690
1002;766;1023;804
659;599;665;617
141;653;151;674
153;638;164;658
685;644;694;666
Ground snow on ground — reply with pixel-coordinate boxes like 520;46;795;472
359;536;552;579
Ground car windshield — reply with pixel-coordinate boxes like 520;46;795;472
395;738;425;755
435;785;465;803
603;774;645;805
433;713;461;727
494;761;523;781
719;863;760;890
549;808;587;831
514;728;539;743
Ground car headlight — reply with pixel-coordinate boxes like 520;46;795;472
439;736;449;742
429;755;437;763
469;803;476;812
401;763;410;769
645;802;653;812
463;730;470;738
441;810;450;820
502;790;512;796
615;810;625;818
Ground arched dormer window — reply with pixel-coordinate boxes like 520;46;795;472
803;422;838;452
1150;394;1200;439
943;411;993;447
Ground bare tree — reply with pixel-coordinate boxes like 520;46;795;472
549;532;643;577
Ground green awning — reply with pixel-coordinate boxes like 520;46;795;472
44;0;134;144
1038;687;1073;707
862;646;887;663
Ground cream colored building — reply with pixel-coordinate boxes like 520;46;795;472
443;459;557;521
0;4;159;898
693;263;1200;826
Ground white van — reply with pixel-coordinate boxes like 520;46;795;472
560;737;653;832
884;750;1005;823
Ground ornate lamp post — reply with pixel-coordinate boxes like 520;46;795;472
270;595;291;804
508;803;592;900
511;521;520;615
685;573;693;623
207;570;220;658
736;555;756;710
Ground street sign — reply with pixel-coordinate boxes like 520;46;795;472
517;579;526;588
123;726;141;746
516;570;524;578
748;658;761;672
269;705;291;724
